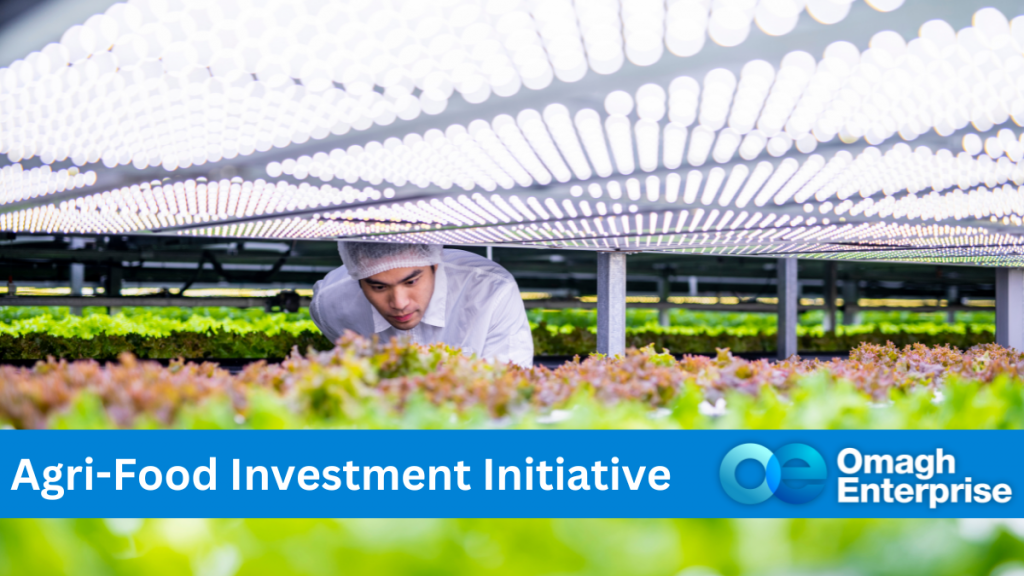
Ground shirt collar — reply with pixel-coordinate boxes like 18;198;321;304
368;263;447;333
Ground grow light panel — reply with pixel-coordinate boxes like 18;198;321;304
0;164;98;206
3;1;1024;266
0;176;396;234
0;0;884;171
11;137;1024;233
266;26;1024;194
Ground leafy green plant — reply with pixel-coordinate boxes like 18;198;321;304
527;308;996;329
2;516;1021;576
3;336;1024;576
532;322;994;355
0;307;996;359
3;335;1023;431
0;307;332;360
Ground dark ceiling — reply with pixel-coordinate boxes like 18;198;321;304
0;0;38;30
0;232;995;302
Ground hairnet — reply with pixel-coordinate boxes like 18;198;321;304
337;241;443;280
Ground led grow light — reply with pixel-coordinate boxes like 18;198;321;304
0;0;880;172
1;2;1024;266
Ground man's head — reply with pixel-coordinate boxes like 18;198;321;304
338;242;443;331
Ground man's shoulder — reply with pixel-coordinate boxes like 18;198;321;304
310;264;370;335
441;249;517;288
314;265;361;296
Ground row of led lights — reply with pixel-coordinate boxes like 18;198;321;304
8;11;1024;211
560;142;1024;212
174;211;854;243
2;6;1013;194
0;0;897;171
1;178;845;238
785;244;1024;263
9;125;1024;242
0;177;396;234
282;144;1024;232
769;11;1024;145
166;203;1024;262
1;123;1010;236
60;178;393;218
239;201;1015;251
0;164;96;206
265;10;1024;197
262;66;822;190
540;139;1023;219
6;133;1021;236
291;196;996;244
813;140;1024;203
680;234;1024;260
854;183;1024;225
175;215;992;256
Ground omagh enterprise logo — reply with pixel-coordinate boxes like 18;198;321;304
720;443;827;504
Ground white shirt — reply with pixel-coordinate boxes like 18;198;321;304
310;249;534;367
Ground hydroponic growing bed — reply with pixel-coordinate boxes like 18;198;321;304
3;335;1024;575
3;335;1023;430
0;306;998;361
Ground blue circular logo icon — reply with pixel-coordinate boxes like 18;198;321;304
720;443;826;505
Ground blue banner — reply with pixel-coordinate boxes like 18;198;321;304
0;430;1019;518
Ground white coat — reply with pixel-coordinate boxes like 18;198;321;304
310;249;534;367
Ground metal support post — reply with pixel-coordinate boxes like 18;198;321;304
823;261;837;333
106;266;123;316
69;237;88;316
597;252;627;357
996;268;1024;350
658;275;670;327
69;263;85;316
946;285;958;324
688;275;698;296
486;246;493;261
777;258;798;360
842;280;859;325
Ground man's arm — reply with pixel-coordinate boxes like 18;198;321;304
309;278;342;343
310;267;367;343
480;281;534;368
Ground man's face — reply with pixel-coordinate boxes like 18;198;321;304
359;265;437;330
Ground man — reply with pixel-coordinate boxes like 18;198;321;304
310;241;534;367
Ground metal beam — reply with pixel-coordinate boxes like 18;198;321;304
0;246;330;265
657;275;670;327
69;263;84;316
69;236;87;316
947;285;958;324
0;294;987;315
105;265;123;315
823;261;837;333
842;279;860;325
996;268;1024;350
0;295;311;309
777;258;798;360
596;252;627;357
521;299;985;313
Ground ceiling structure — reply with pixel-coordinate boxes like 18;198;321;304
2;0;1024;266
0;234;997;313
